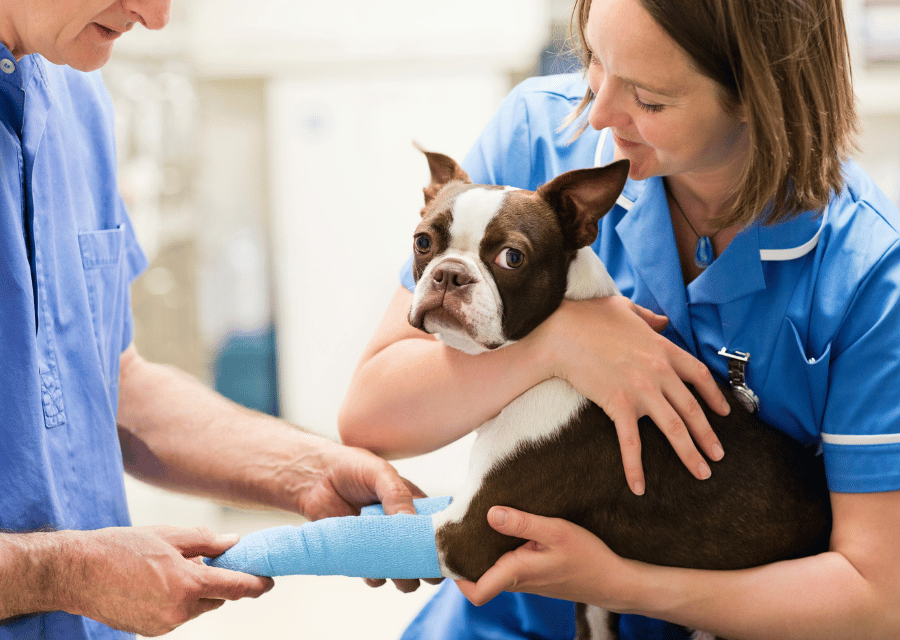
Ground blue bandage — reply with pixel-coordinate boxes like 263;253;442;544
359;495;451;517
207;496;452;579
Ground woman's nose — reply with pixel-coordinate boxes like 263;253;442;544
123;0;172;30
587;81;630;132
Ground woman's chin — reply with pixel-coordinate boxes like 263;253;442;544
613;147;655;181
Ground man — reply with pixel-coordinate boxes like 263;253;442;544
0;0;421;637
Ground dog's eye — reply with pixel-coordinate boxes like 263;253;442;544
494;248;524;270
414;234;432;254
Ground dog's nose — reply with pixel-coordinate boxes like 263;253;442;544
431;262;475;289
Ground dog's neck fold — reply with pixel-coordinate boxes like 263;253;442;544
566;247;621;301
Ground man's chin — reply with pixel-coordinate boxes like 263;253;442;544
62;43;115;72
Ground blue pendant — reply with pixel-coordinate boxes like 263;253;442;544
694;236;714;269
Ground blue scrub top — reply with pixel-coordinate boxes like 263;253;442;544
0;46;146;639
400;72;900;640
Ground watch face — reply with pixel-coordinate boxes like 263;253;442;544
733;384;760;414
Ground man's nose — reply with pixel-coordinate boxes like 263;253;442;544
123;0;172;30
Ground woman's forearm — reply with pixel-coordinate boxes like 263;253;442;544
607;491;900;639
617;551;887;640
338;331;553;459
338;286;555;458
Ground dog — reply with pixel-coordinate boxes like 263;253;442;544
408;148;832;640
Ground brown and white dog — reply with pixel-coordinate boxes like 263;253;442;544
409;149;832;640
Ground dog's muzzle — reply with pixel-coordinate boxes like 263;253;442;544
409;258;478;331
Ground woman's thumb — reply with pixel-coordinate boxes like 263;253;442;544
631;303;669;333
488;507;538;540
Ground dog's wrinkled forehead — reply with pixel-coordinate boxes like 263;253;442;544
422;182;525;252
448;187;512;252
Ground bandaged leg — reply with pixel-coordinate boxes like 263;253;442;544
206;496;451;579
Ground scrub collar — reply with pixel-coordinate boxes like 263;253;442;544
594;128;827;267
0;43;43;137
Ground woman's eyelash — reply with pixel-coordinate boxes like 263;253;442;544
633;94;664;113
587;52;664;114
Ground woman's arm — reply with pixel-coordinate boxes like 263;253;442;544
458;490;900;640
339;285;729;493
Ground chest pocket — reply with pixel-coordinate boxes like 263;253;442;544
759;317;831;443
78;225;128;385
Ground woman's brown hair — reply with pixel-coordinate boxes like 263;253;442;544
568;0;858;227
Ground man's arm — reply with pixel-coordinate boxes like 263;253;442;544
116;343;420;520
0;532;62;620
0;527;273;635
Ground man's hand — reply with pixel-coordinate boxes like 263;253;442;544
300;441;441;593
57;526;273;637
298;440;425;521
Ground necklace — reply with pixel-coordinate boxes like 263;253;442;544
665;180;721;270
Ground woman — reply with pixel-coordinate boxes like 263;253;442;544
339;0;900;637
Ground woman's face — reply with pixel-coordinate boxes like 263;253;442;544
585;0;749;184
2;0;170;71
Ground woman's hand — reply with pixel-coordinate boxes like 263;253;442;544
454;507;629;608
530;295;729;495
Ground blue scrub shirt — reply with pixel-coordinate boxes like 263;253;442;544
400;73;900;640
1;47;146;639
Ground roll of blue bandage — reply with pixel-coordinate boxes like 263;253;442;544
207;496;452;579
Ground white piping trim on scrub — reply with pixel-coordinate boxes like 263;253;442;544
595;129;636;210
758;204;828;262
592;129;826;262
616;194;635;210
821;432;900;446
594;128;609;168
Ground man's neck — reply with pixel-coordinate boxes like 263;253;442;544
0;8;26;60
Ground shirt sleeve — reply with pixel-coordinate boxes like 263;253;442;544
820;230;900;493
460;80;535;187
118;197;149;353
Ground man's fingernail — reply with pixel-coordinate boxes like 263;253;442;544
698;461;712;479
711;443;725;461
722;399;731;414
398;508;415;515
491;508;508;526
220;533;240;544
633;481;645;496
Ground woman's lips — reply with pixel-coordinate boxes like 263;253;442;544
612;133;641;149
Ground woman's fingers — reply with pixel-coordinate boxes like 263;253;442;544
669;344;731;418
602;398;645;495
628;300;670;333
539;296;730;494
663;371;726;460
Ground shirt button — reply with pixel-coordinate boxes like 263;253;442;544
0;59;14;74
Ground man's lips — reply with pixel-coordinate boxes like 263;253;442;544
92;23;124;40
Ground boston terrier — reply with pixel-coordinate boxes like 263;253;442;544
409;148;832;640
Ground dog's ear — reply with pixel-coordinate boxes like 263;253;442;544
415;143;471;215
536;160;630;249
